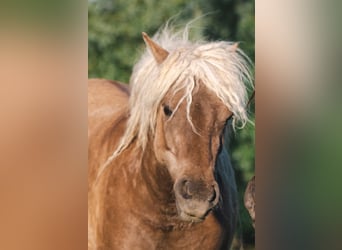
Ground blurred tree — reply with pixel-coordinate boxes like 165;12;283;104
89;0;205;82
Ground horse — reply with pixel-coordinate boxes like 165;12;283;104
244;175;256;228
88;27;253;249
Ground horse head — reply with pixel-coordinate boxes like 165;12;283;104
154;83;232;222
143;33;235;222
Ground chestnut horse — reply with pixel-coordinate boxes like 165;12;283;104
88;27;252;249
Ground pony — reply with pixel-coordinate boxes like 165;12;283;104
244;175;256;228
88;26;253;249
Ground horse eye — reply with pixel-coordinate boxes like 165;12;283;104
163;105;173;116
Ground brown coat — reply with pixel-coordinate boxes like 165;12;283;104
88;79;238;250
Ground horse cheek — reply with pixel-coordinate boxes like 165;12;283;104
153;112;170;163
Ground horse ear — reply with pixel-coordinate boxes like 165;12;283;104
231;42;239;52
142;32;169;64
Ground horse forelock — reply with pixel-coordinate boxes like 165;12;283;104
99;26;253;177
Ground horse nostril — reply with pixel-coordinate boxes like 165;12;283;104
208;191;216;203
181;180;193;199
208;183;219;206
208;187;217;203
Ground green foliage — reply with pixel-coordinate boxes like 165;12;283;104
89;0;255;247
89;0;205;82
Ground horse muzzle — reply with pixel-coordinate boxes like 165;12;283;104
174;178;220;222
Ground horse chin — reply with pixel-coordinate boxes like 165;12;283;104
175;196;212;223
178;210;205;223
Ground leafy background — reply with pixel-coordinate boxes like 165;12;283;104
89;0;255;248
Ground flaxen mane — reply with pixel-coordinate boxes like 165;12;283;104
99;26;253;177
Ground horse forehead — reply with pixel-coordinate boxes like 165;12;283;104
191;85;230;118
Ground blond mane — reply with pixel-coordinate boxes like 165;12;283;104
98;26;253;177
